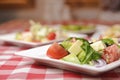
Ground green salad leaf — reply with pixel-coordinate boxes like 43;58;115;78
62;25;81;31
61;37;101;64
80;40;101;64
102;38;115;46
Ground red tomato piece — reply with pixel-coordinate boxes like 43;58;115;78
47;42;68;59
102;44;120;64
24;28;30;32
47;32;56;40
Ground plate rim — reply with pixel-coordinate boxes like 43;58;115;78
0;32;64;47
14;44;120;75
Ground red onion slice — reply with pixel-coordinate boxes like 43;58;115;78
94;59;107;67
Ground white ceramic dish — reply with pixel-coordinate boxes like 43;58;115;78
0;33;63;47
0;33;87;47
14;44;120;76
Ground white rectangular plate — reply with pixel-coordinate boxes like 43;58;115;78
14;44;120;76
0;33;64;47
0;33;87;47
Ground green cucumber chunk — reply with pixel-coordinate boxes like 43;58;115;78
61;53;81;64
68;40;83;55
77;50;86;62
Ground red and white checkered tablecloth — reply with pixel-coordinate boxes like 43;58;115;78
0;44;120;80
0;19;120;80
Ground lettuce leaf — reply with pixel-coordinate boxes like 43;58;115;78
102;38;115;46
61;37;101;64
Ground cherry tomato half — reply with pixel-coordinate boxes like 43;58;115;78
47;42;68;59
47;32;56;40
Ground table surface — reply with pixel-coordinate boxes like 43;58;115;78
0;19;120;80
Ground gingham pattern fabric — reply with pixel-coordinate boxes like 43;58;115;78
0;45;120;80
0;19;120;79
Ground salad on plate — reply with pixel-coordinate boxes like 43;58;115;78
102;24;120;38
61;24;95;34
47;37;120;67
15;20;58;43
15;20;87;43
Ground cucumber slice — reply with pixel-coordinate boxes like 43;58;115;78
15;32;22;40
60;41;72;50
77;50;86;62
61;53;81;64
68;40;83;55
